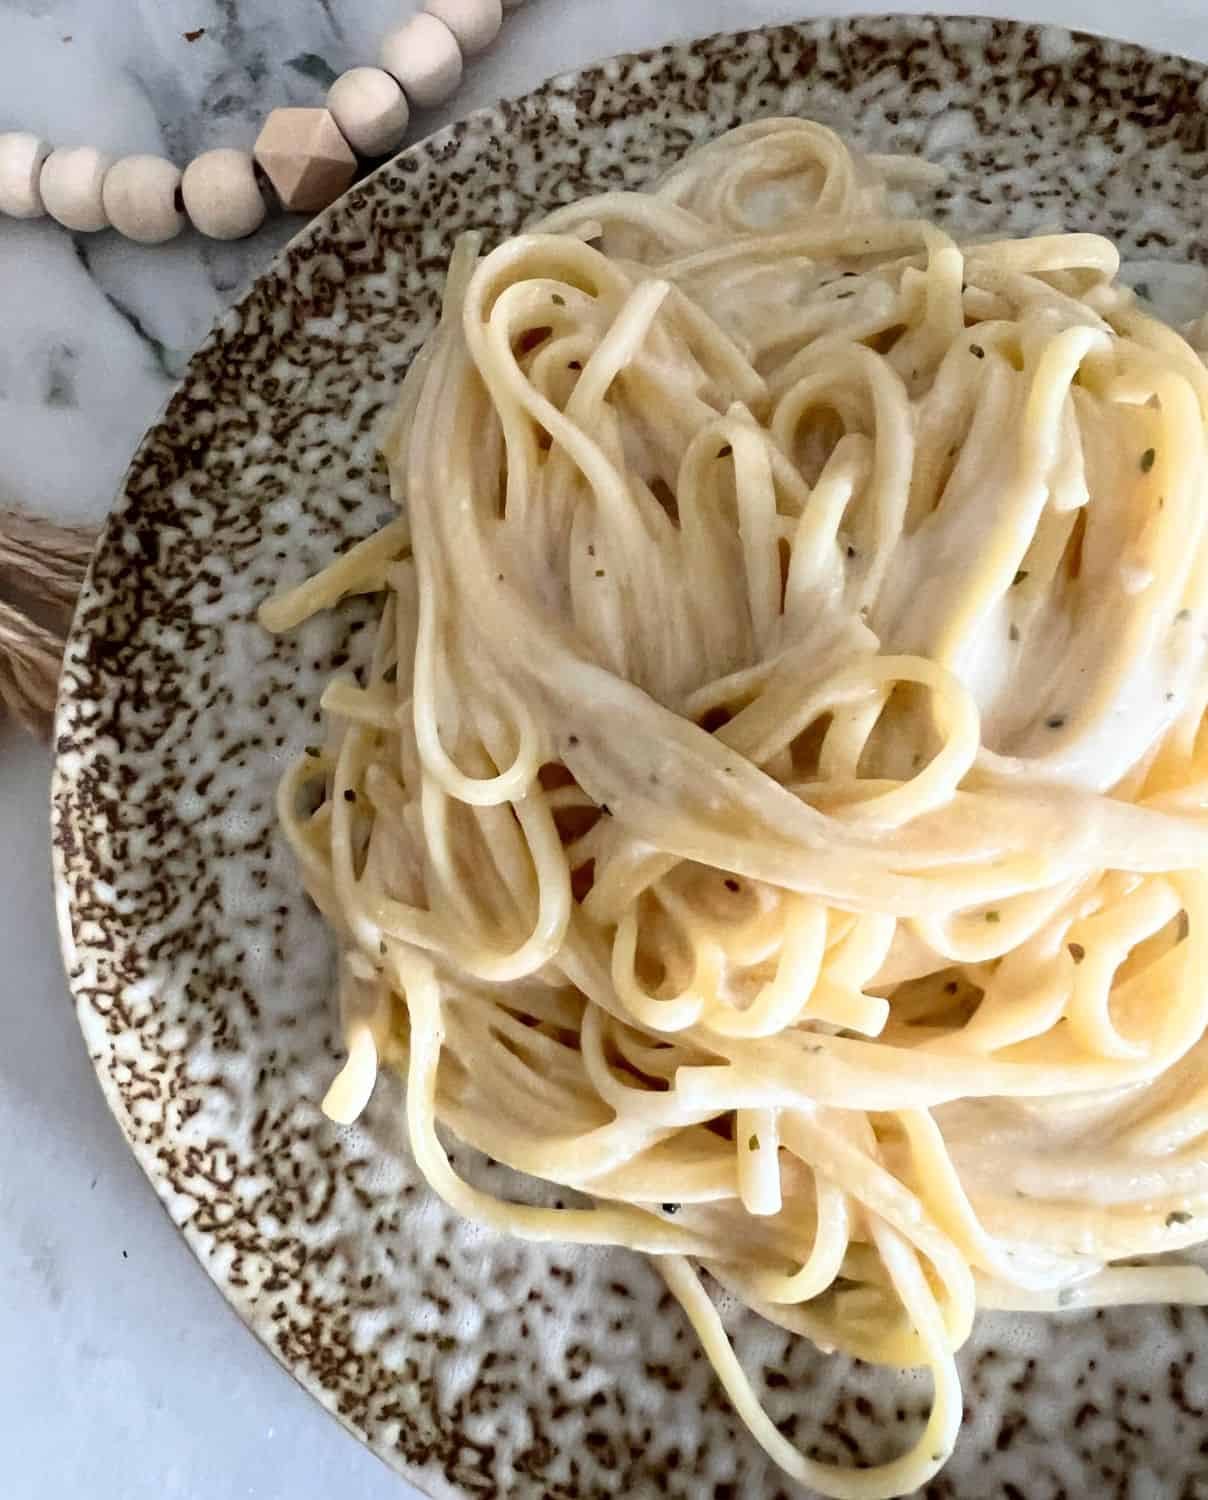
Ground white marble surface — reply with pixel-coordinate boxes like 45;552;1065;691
5;2;1208;1497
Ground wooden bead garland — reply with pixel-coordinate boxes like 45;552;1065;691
0;0;526;243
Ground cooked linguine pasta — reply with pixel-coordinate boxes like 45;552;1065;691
259;120;1208;1498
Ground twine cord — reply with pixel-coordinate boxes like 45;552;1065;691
0;509;96;738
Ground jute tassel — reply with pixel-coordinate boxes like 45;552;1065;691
0;509;97;738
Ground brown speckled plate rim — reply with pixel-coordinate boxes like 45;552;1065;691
49;13;1208;1499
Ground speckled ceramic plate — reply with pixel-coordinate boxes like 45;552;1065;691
53;16;1208;1500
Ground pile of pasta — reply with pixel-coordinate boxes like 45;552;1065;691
260;121;1208;1498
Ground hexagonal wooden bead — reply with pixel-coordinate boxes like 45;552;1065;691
254;107;357;214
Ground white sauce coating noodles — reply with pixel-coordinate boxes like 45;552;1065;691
259;120;1208;1498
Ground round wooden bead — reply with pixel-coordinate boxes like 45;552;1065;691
0;132;51;219
327;67;410;158
424;0;501;58
102;154;185;244
180;148;266;240
380;13;463;110
40;146;112;232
